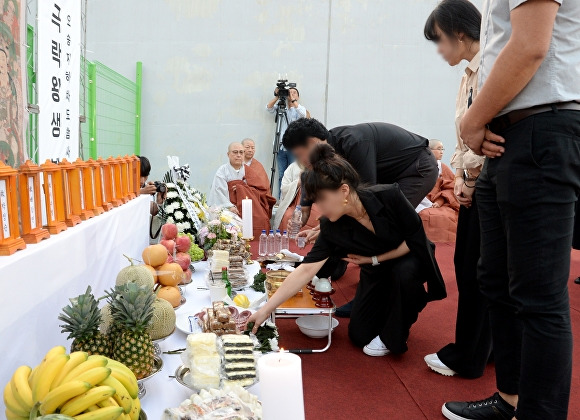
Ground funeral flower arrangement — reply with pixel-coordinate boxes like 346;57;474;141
198;209;243;251
159;157;209;238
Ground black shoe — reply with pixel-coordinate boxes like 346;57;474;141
575;277;580;285
335;300;353;318
442;392;515;420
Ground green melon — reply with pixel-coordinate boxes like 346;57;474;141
147;298;176;340
100;303;113;335
116;255;155;291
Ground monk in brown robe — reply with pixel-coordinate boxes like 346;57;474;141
208;142;276;237
417;140;459;242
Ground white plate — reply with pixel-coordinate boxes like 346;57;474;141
176;312;203;335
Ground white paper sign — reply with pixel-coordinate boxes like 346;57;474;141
0;180;10;238
47;174;56;221
100;167;106;201
63;171;71;215
28;177;37;228
38;0;81;162
90;168;96;206
79;170;85;209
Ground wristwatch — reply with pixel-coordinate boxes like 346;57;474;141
371;256;380;266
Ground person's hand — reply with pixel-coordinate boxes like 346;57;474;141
460;112;506;157
274;88;279;97
229;206;240;216
342;254;372;265
432;202;441;208
461;184;475;201
454;177;464;198
140;182;157;196
298;228;319;244
245;309;271;334
155;190;166;205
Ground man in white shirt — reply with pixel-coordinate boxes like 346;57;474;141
266;87;310;196
443;1;580;419
207;142;245;215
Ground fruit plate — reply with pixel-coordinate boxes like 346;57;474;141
137;356;164;398
174;365;257;391
152;327;176;355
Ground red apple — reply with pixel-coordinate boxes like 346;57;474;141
175;252;191;271
160;239;175;254
161;223;178;240
175;235;191;253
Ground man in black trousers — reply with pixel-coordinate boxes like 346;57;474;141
443;1;580;419
282;118;439;316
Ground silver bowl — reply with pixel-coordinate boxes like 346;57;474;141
137;356;164;398
152;328;176;356
139;410;148;420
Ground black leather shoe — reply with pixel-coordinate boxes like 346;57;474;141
335;300;353;318
575;277;580;285
442;392;515;420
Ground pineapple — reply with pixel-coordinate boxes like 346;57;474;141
58;286;111;356
108;283;156;379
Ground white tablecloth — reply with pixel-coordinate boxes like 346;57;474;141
140;260;263;419
0;195;150;413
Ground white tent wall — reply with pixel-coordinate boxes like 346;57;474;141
86;0;483;195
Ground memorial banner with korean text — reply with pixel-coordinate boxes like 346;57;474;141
0;0;27;167
37;0;80;163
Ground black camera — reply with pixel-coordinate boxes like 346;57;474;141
154;181;166;194
274;78;297;99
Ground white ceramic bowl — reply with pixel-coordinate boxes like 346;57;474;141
295;315;339;338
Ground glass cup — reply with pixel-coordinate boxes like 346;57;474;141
296;236;307;248
209;282;227;303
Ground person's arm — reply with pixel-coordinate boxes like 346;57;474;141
247;260;327;332
342;241;410;265
306;110;311;119
460;0;561;157
266;89;280;111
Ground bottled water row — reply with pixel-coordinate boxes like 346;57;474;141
258;229;289;256
258;205;302;257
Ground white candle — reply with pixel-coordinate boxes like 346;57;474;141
242;197;253;239
258;351;305;420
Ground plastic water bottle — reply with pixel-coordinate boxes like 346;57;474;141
281;231;289;251
288;205;302;239
267;230;276;256
275;229;282;253
258;230;267;256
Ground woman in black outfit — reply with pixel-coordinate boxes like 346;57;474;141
574;201;580;285
247;144;446;355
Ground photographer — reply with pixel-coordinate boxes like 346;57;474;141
266;85;310;195
138;155;166;216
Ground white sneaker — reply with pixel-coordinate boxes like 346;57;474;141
363;336;390;357
424;353;457;376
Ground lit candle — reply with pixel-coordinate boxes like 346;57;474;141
257;351;305;420
242;197;253;239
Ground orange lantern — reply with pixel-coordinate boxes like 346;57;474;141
0;162;27;255
95;157;114;210
39;160;67;234
84;158;104;215
131;155;141;197
88;159;107;213
58;159;82;227
18;160;50;244
121;155;135;200
72;158;95;220
106;157;123;207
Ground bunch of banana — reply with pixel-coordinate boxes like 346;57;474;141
4;346;141;420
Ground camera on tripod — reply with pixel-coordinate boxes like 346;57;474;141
274;78;297;107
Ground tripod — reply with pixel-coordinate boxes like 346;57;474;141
269;96;289;193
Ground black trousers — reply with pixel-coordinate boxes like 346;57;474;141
573;200;580;250
437;195;492;378
477;110;580;420
395;148;439;208
348;253;428;354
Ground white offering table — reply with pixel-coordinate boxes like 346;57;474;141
139;260;263;418
0;195;150;415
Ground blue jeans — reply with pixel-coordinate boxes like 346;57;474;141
477;109;580;419
277;149;295;197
